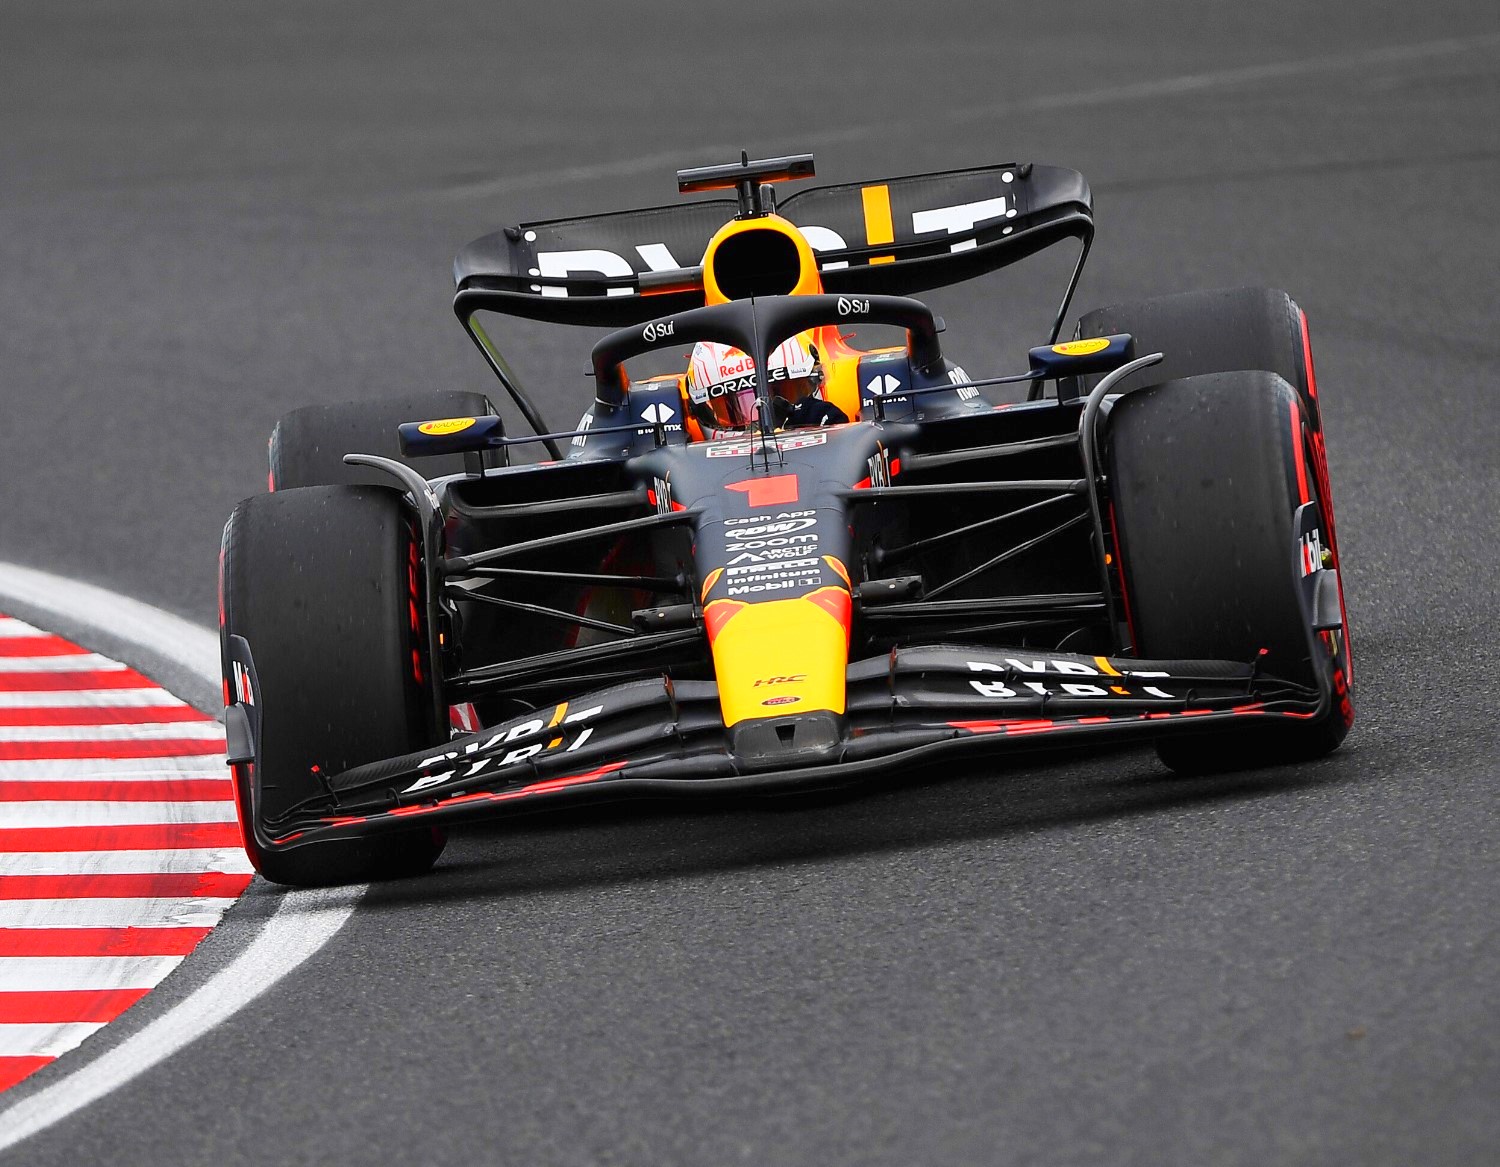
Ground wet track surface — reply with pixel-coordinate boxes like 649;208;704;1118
2;1;1498;1162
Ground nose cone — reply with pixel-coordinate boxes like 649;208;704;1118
705;586;851;728
704;589;851;771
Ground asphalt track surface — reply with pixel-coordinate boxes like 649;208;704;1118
2;1;1498;1163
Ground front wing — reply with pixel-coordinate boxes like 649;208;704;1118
225;641;1331;853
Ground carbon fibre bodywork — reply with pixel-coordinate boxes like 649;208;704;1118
223;155;1352;861
227;631;1334;852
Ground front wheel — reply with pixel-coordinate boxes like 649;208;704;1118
1107;371;1353;774
220;485;447;885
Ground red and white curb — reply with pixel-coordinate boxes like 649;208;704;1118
0;563;364;1157
0;613;246;1092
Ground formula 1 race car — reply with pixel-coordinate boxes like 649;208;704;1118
220;153;1353;886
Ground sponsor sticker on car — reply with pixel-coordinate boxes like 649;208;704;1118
706;431;829;458
417;417;477;435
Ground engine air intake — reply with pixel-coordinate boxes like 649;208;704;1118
709;228;804;300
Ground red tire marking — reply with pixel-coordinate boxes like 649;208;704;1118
1299;309;1319;404
1290;402;1310;505
1297;311;1353;686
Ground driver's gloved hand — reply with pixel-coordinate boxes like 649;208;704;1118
786;397;849;428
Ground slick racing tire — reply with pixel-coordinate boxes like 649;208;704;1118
1078;284;1353;684
1106;371;1352;775
220;486;446;885
1072;286;1320;428
269;390;500;490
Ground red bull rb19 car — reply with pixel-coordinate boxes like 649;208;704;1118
220;153;1354;886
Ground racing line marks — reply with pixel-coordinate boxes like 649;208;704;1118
0;613;245;1092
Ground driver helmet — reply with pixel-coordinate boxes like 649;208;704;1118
686;333;822;434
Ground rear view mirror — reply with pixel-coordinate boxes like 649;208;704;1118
398;414;505;457
1028;333;1136;379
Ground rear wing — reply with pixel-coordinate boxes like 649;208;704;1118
453;163;1092;328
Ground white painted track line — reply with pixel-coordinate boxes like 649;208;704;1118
0;561;366;1156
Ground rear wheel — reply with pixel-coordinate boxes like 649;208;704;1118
220;486;446;885
1074;286;1319;423
269;390;499;490
1107;371;1352;774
